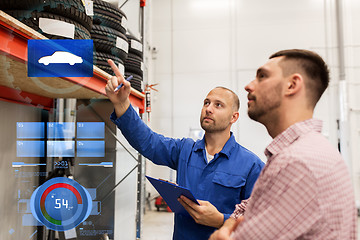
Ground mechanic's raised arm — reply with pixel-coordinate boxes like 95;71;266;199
106;59;184;169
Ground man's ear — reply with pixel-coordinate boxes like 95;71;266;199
285;73;303;96
231;112;239;124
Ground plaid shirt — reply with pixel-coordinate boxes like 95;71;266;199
230;199;248;219
231;119;357;239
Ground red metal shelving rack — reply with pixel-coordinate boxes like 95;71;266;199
0;10;145;112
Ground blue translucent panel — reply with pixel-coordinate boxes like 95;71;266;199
78;162;112;167
17;122;44;139
18;199;30;213
12;162;46;167
47;141;75;157
86;188;96;200
17;141;45;157
22;214;42;226
77;122;105;139
90;201;101;215
77;141;104;157
28;39;93;77
47;122;75;139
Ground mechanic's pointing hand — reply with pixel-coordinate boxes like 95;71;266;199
105;59;131;118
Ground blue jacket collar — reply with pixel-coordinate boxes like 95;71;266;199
193;132;236;158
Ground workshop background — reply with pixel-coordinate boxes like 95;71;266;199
147;0;360;222
0;0;359;239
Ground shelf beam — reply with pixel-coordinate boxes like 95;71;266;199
0;10;145;112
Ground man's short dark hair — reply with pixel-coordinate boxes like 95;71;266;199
270;49;330;107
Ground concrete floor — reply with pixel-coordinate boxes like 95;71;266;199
142;210;174;240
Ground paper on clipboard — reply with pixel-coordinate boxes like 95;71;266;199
146;176;199;216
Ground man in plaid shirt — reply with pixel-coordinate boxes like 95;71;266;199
210;49;357;239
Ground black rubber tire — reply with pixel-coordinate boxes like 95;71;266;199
130;81;143;92
5;10;91;39
124;53;143;77
93;51;121;66
127;34;143;58
124;73;142;81
91;24;128;61
97;61;124;76
96;64;120;76
93;0;127;34
125;72;143;92
0;0;92;32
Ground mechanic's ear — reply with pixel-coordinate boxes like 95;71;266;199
230;112;239;124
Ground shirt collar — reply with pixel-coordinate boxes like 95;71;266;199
194;132;236;158
265;119;323;159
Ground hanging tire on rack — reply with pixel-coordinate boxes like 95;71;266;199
125;72;143;93
127;34;143;59
93;0;127;34
5;10;91;39
94;51;121;67
91;24;129;62
124;53;143;77
94;51;124;75
95;61;124;76
97;61;125;76
0;0;92;32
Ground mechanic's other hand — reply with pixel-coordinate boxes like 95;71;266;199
178;196;224;228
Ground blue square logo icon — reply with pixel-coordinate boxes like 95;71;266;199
28;39;93;77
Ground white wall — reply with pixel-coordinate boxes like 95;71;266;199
147;0;360;204
343;0;360;207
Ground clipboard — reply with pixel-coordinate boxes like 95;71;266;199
146;175;199;215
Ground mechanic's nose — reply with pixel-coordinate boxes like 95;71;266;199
205;104;213;114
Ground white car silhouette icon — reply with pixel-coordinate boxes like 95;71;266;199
38;51;83;65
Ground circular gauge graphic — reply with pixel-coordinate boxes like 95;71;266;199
30;177;92;231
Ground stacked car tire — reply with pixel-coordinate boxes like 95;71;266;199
125;34;144;92
92;0;128;78
0;0;92;39
1;0;144;92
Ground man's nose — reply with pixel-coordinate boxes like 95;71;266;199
205;104;214;113
245;80;255;93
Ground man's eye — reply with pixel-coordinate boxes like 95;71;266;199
258;73;266;79
215;103;222;107
204;102;210;106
